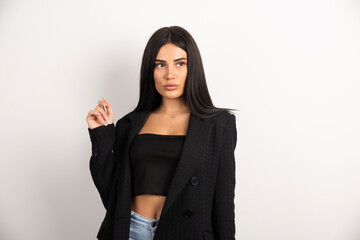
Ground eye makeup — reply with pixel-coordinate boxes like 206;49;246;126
154;61;187;68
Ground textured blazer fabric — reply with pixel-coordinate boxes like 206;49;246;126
88;109;237;240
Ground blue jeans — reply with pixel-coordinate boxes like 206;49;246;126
129;210;159;240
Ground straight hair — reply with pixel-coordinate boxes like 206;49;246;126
133;26;238;119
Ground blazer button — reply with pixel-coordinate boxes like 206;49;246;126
94;146;98;156
190;176;198;186
183;209;193;219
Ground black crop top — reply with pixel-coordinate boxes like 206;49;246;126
130;133;186;197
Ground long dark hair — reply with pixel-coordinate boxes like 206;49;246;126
133;26;238;119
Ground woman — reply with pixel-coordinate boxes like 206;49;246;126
86;26;238;240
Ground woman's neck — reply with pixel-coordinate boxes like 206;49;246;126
157;97;189;115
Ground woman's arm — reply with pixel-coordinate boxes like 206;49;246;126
212;113;237;239
88;123;117;210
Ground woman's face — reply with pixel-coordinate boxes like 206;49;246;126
153;43;188;99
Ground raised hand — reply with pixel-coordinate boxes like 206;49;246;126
86;97;115;129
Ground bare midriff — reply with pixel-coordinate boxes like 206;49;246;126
131;194;166;220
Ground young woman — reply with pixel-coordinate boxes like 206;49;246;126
86;26;238;240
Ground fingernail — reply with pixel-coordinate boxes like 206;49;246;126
105;115;109;120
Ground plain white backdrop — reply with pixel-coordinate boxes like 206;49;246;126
0;0;359;239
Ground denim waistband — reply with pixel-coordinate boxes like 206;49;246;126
131;210;159;231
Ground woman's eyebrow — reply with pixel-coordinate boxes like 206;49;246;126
155;58;187;62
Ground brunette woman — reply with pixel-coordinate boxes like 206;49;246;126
86;26;238;240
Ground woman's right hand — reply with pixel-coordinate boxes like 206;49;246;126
86;97;115;129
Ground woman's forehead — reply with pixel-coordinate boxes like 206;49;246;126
156;43;187;59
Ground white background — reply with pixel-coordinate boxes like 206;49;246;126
0;0;359;239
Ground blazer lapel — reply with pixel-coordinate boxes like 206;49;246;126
125;109;212;217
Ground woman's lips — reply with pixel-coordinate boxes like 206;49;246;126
164;85;178;90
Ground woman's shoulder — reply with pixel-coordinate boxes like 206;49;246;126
115;109;139;125
206;110;235;125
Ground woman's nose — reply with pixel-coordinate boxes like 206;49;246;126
166;65;175;79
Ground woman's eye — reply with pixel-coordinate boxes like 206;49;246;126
177;61;186;66
155;63;165;68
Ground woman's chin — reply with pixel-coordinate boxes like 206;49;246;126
161;91;183;99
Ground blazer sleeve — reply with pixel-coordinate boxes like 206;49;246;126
212;113;237;239
88;123;116;210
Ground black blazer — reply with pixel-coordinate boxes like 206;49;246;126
88;109;237;240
